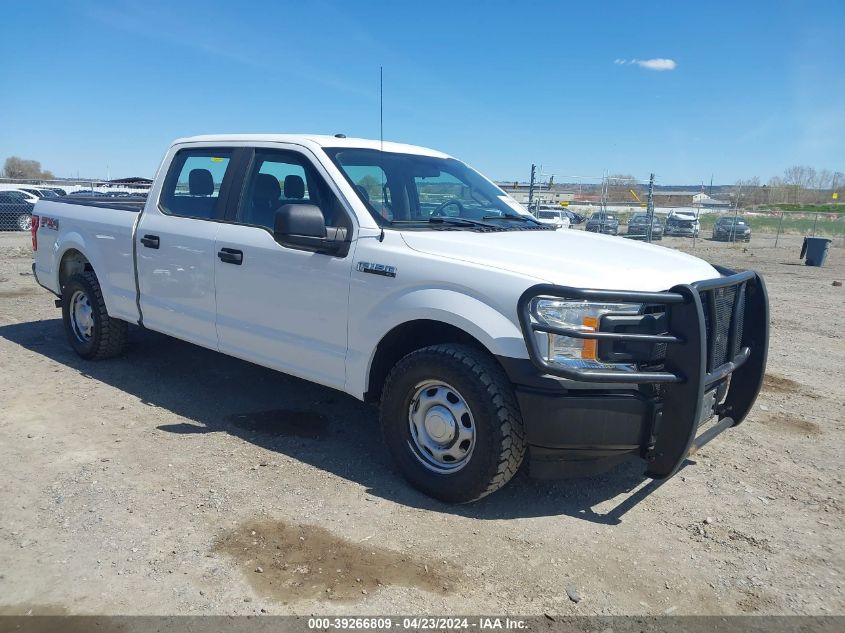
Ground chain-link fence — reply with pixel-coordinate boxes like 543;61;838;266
0;191;35;231
497;170;845;248
0;177;150;232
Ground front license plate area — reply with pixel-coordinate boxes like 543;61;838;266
698;388;718;426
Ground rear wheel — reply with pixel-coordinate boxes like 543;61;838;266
62;271;128;360
380;344;526;503
16;214;31;232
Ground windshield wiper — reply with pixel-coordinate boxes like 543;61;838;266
427;216;499;228
481;212;539;223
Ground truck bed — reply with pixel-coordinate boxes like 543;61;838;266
32;197;143;324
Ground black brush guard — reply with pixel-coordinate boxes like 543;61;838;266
517;267;769;479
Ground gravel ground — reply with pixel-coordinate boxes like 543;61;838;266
0;231;842;616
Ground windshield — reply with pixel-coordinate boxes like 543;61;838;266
325;148;542;229
537;210;560;219
631;215;660;224
721;217;746;225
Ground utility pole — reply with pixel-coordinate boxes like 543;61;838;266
646;173;655;243
528;164;536;215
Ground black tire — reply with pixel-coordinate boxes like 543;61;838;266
62;271;128;360
380;344;526;503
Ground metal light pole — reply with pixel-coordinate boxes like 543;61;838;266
528;164;536;215
731;184;741;244
646;173;655;243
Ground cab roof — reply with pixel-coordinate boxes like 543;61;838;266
172;134;451;159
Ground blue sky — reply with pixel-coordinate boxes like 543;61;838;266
1;0;843;185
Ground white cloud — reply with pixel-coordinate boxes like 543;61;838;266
614;58;677;71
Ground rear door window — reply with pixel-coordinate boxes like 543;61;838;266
160;150;233;219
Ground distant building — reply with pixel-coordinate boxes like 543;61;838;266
497;183;575;206
691;192;731;208
109;176;153;186
108;177;153;189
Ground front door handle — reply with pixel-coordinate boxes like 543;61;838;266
218;248;243;265
140;234;160;249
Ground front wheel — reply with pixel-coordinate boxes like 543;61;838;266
62;271;128;360
17;214;32;232
380;344;526;503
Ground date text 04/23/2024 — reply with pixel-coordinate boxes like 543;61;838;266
306;617;527;630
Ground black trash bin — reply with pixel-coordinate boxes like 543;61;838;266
800;237;832;267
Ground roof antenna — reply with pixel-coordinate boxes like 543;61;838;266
378;65;385;242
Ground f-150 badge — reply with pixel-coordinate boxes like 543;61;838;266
356;261;397;278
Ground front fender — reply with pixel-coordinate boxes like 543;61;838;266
347;286;528;398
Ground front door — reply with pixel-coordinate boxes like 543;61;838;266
213;148;355;391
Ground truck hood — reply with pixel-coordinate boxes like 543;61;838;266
401;229;719;291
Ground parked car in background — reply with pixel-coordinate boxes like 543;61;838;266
626;213;664;240
26;188;60;198
46;187;67;196
68;189;106;197
713;216;752;242
535;207;571;229
562;209;585;225
585;211;619;235
7;189;41;206
665;210;700;237
0;190;35;231
15;187;56;198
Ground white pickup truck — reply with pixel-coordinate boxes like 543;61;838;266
31;134;769;503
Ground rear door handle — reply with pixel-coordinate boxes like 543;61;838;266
217;248;243;265
140;234;159;249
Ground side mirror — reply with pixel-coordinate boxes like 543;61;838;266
273;204;347;255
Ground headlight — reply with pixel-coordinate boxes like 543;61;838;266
530;299;642;371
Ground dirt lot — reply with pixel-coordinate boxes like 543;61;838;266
0;231;843;616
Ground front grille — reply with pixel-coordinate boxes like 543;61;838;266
700;283;747;372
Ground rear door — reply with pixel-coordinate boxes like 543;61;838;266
213;146;355;391
135;148;240;349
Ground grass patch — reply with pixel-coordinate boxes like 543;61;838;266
757;203;845;214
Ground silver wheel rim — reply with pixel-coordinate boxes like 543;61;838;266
407;380;476;473
18;215;32;231
69;290;95;343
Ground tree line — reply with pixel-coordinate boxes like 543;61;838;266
735;166;843;206
2;156;55;181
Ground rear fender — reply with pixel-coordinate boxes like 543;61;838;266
53;233;122;316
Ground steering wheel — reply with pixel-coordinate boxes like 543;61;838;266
431;198;466;217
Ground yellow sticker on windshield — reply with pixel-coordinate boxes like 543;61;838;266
210;157;224;163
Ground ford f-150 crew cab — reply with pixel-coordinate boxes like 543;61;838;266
31;134;769;503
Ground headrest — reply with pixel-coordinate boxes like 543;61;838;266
355;184;370;202
284;174;305;199
254;173;281;203
188;169;214;196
